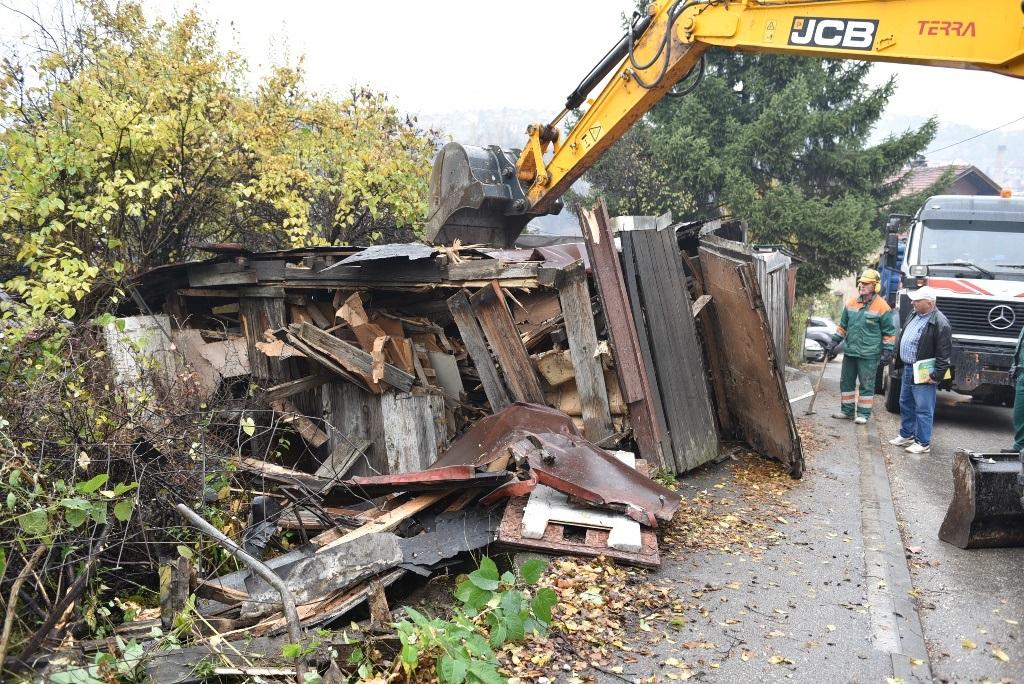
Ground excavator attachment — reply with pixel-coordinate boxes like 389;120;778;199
938;448;1024;549
424;143;562;248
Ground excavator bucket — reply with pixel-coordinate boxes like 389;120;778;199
938;448;1024;549
424;143;562;248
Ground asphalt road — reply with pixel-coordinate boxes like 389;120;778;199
874;384;1024;683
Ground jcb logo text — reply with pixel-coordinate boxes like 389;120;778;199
788;17;878;51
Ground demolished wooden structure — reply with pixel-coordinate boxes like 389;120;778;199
73;199;806;678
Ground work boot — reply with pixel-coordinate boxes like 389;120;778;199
854;416;867;425
831;412;853;420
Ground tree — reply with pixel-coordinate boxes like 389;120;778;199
581;49;939;294
0;0;436;325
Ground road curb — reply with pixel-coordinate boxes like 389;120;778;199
857;417;933;682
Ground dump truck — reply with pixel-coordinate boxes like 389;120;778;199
424;0;1024;548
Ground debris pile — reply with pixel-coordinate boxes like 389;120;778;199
13;201;807;679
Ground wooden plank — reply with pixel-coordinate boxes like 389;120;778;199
623;224;718;473
620;235;670;450
282;332;375;393
240;297;289;381
160;556;192;629
270;398;330;448
195;579;250;604
265;374;330;402
188;261;258;287
306;301;332;328
556;261;613;442
687;275;733;434
236;456;326;488
322;382;386;477
447;260;539;281
578;202;665;467
691;294;712;317
296;322;415;392
380;392;446;473
317;491;450;552
315;437;372;480
470;282;544;404
447;290;511;411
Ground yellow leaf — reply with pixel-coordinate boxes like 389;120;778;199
767;655;793;665
910;658;924;667
991;647;1010;662
962;639;977;650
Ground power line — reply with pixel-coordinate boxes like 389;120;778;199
925;114;1024;155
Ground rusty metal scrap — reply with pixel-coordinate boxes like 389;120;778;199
430;403;680;525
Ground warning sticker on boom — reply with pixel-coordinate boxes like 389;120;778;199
788;17;878;51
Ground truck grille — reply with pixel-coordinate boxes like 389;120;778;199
936;297;1024;340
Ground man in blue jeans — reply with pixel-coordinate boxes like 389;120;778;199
888;286;952;454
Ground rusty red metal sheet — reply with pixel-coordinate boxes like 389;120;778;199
497;495;660;568
430;403;680;525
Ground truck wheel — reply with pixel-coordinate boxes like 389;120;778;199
885;373;901;414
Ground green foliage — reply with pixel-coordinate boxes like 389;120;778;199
392;556;557;684
1;457;138;544
0;0;436;329
583;51;938;295
49;636;146;683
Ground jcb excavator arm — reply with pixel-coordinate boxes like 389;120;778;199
426;0;1024;247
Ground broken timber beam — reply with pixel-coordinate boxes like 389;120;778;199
553;261;613;442
265;374;330;402
447;290;512;411
296;322;415;392
469;282;544;404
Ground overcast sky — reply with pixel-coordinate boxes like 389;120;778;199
4;0;1024;132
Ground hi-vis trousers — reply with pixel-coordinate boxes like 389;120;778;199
839;355;878;418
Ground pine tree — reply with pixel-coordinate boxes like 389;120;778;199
581;50;938;294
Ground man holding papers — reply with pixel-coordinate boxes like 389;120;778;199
888;286;952;454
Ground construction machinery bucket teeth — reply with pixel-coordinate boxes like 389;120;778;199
423;142;562;248
938;448;1024;549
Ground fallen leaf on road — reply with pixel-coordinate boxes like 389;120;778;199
910;658;924;667
962;639;977;650
885;678;905;684
826;625;836;632
992;647;1010;662
1005;619;1019;625
767;655;794;665
906;546;923;554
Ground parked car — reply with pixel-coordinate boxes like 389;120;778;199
806;316;838;337
804;337;826;363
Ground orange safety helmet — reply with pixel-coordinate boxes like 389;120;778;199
858;268;882;293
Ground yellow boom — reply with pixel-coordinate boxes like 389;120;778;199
425;0;1024;246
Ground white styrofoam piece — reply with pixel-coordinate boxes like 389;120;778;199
520;450;641;552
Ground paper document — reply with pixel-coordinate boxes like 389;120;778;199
912;358;952;384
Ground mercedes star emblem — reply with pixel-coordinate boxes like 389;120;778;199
987;304;1016;330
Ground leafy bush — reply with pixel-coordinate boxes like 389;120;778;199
392;557;557;684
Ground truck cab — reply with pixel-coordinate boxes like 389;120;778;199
883;194;1024;412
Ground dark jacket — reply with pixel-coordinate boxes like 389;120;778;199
894;308;953;382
